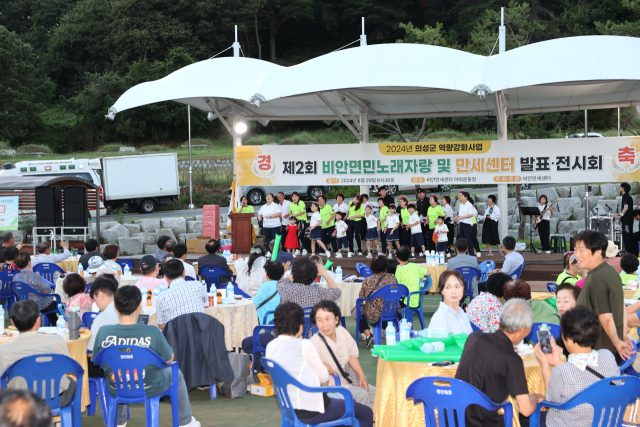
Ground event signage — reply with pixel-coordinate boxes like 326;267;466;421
235;137;640;186
0;197;19;231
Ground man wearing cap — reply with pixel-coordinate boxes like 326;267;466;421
378;186;395;207
31;241;70;268
86;256;109;276
135;255;166;291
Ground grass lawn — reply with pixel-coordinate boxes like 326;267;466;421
80;296;444;426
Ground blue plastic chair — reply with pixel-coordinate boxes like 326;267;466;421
115;259;135;271
58;303;68;321
355;263;367;276
303;306;319;339
33;262;65;283
233;286;251;299
185;276;197;281
525;323;562;345
82;311;99;329
263;358;360;427
510;263;525;279
402;277;432;329
618;337;637;375
455;267;481;303
360;266;374;278
1;354;84;427
12;281;61;326
198;266;235;291
94;345;180;427
547;283;558;293
478;260;495;282
87;377;131;426
407;376;513;427
252;324;276;373
470;321;483;332
530;376;640;427
0;269;19;310
355;284;409;346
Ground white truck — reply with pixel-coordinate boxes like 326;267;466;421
1;153;180;214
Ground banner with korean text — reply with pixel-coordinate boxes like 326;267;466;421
235;136;640;186
0;197;19;231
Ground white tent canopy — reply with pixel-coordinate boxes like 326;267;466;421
109;35;640;121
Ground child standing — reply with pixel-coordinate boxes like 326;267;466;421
406;203;427;259
434;216;449;254
284;216;300;254
384;203;400;259
365;205;381;258
309;202;330;257
332;212;349;258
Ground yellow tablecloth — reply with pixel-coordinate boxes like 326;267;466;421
148;299;259;351
624;289;637;299
319;281;363;318
531;292;556;301
57;258;79;273
55;275;141;303
373;353;544;427
0;330;91;413
418;264;447;294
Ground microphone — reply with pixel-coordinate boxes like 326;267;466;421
605;204;613;212
557;203;560;213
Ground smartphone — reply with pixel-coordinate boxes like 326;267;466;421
537;329;552;354
431;361;455;367
137;314;149;325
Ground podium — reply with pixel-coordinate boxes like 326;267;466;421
230;213;254;253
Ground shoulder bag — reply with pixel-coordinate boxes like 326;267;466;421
317;333;354;385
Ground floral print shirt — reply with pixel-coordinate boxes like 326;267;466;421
13;270;54;310
466;292;502;333
65;293;94;317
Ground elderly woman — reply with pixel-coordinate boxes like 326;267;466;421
238;195;254;214
357;256;399;348
63;273;93;316
102;244;122;276
554;283;581;358
467;272;510;332
265;302;373;427
429;270;473;334
234;245;267;297
534;306;619;427
310;300;376;409
503;279;560;325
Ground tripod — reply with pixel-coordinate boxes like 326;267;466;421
520;206;542;254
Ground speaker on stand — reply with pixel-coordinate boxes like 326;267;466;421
63;186;89;235
35;186;62;239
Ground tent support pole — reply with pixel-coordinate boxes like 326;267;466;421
317;92;362;140
188;105;194;209
496;90;509;244
233;113;243;207
359;110;369;197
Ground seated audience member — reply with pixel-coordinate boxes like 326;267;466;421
466;272;510;333
310;300;376;409
164;239;177;260
456;299;544;427
269;240;294;266
265;302;373;427
604;240;622;273
394;245;430;309
429;270;473;334
156;259;204;329
534;306;620;427
2;246;19;271
554;283;581;358
492;236;524;277
0;232;22;269
63;273;92;316
13;253;58;325
235;245;267;297
86;255;108;275
357;256;399;348
277;256;341;307
0;301;76;406
93;286;200;427
79;239;104;270
102;244;122;275
556;253;582;286
446;238;479;294
0;389;52;427
504;279;560;325
196;239;233;283
87;275;120;372
31;241;70;267
619;253;639;285
172;243;196;279
135;255;165;291
155;236;173;262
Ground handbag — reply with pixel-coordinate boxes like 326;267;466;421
351;274;386;318
220;352;252;398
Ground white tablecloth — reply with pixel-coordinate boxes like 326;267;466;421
55;275;141;303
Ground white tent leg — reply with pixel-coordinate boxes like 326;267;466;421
359;111;369;197
496;90;509;242
233;114;243;204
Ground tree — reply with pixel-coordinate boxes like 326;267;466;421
595;0;640;36
396;22;448;46
258;0;314;61
0;26;54;144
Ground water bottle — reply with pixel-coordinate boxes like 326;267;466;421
141;287;148;304
439;252;444;264
385;322;396;346
201;280;208;305
431;251;436;266
335;266;342;283
56;316;66;339
153;287;160;307
160;281;167;293
421;342;445;353
226;282;235;302
123;264;130;277
111;264;118;279
419;328;448;338
399;318;411;342
77;263;84;278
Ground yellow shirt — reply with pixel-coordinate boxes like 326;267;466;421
319;204;335;229
427;205;446;229
348;204;365;221
239;206;254;214
289;201;307;222
379;206;390;229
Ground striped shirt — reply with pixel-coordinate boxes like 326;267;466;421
276;278;341;309
156;278;204;325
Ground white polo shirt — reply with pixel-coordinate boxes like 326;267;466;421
279;200;291;225
409;212;422;234
259;202;282;228
458;201;475;225
333;202;349;214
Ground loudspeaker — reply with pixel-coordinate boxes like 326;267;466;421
35;186;62;233
63;186;88;234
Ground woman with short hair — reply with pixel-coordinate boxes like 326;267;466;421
455;191;476;256
467;272;510;332
265;302;373;427
428;270;473;334
504;279;560;325
63;273;92;316
239;195;254;214
101;244;122;276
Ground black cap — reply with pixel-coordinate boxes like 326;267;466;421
140;255;157;269
417;188;426;193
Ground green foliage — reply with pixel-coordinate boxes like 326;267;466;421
397;22;448;46
108;204;130;224
16;144;53;154
325;186;360;199
595;0;640;36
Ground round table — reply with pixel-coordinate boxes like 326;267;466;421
0;329;91;413
148;299;259;351
55;275;141;303
319;281;363;318
419;264;447;294
373;353;544;427
57;258;79;273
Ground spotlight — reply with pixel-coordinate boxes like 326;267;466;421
477;89;486;101
207;112;215;121
234;121;248;134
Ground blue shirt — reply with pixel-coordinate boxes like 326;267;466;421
502;251;524;277
253;280;280;325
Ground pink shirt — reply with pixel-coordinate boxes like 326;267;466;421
575;278;586;289
65;293;94;317
135;276;166;292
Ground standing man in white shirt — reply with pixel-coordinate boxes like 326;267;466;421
31;241;70;268
454;190;476;256
277;192;291;252
258;193;283;253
